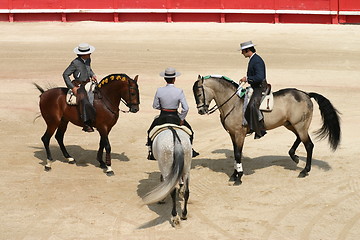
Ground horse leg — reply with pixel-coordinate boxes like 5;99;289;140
229;134;245;185
170;188;180;228
298;135;314;178
285;125;301;164
99;135;114;176
181;177;189;220
289;136;301;164
55;119;75;164
41;124;58;171
97;137;106;169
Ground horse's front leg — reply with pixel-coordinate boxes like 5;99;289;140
229;133;245;186
98;135;114;176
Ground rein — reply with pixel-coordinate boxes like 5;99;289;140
196;79;242;115
207;91;238;114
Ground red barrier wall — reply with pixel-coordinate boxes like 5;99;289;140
0;0;359;23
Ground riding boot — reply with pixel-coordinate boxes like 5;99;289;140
254;119;267;139
146;138;156;160
189;133;199;157
82;121;94;132
147;146;156;160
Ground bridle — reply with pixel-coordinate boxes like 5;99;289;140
97;77;140;115
120;78;140;113
194;77;239;115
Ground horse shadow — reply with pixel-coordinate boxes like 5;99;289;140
31;145;130;169
136;171;183;228
191;148;332;177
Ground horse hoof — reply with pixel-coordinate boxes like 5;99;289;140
298;170;309;178
99;162;107;169
171;215;181;228
291;155;300;164
106;171;114;177
233;180;242;186
68;158;76;164
44;166;51;172
229;174;237;182
181;215;187;220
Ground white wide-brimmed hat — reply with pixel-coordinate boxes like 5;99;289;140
239;41;255;50
73;43;95;55
159;67;181;78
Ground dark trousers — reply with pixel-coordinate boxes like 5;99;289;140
76;85;96;125
147;111;194;145
245;81;267;136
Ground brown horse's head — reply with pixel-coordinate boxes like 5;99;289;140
97;74;140;113
124;75;140;113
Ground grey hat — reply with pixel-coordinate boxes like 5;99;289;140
73;43;95;55
239;41;255;50
159;67;181;78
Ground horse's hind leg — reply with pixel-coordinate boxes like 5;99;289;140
170;188;180;228
285;125;301;164
298;134;314;178
41;126;57;171
55;119;75;164
181;177;190;220
286;125;314;177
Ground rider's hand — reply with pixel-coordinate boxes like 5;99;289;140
180;120;184;126
91;76;98;83
72;86;79;96
240;77;247;83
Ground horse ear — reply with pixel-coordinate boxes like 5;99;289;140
134;75;138;82
198;75;201;80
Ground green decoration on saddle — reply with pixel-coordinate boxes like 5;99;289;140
203;75;232;82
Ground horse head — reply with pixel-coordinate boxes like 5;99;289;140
97;74;140;113
193;75;212;115
124;75;140;113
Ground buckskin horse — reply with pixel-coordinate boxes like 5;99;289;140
142;125;192;228
193;75;341;185
34;74;140;176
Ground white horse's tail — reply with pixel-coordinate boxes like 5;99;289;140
143;127;184;205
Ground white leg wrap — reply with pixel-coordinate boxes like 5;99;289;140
234;162;243;172
67;157;75;163
106;166;113;172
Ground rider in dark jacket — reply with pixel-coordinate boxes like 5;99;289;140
63;43;97;132
239;41;268;139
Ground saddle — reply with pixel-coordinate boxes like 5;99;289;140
149;123;192;141
66;82;97;105
243;84;274;112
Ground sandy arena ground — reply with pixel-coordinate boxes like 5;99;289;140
0;22;359;240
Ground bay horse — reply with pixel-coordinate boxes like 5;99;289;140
193;75;341;185
142;126;192;228
34;74;140;176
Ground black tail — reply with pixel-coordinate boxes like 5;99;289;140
309;92;341;151
33;82;45;94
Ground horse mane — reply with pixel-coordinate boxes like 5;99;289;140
97;73;131;88
204;75;239;90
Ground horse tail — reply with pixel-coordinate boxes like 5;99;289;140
309;92;341;151
142;127;184;205
33;82;45;94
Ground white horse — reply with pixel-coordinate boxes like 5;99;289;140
142;125;192;228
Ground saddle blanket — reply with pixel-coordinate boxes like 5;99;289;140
242;87;274;126
241;87;274;112
149;123;192;141
66;82;96;105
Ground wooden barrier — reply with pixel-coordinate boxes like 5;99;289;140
0;0;359;24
